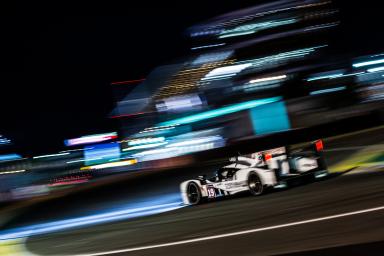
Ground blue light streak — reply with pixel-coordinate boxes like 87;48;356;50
310;86;346;95
367;66;384;73
0;154;22;162
353;59;384;68
0;194;183;240
159;97;282;126
191;43;226;50
307;73;344;82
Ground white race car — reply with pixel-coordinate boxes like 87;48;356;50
180;140;328;205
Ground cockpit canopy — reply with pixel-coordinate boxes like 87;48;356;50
216;167;239;179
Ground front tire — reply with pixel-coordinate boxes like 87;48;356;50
186;182;202;205
248;172;264;196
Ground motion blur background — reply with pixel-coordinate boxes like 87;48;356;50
1;0;384;255
1;0;383;155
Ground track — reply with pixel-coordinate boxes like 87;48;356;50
3;127;384;255
25;168;384;255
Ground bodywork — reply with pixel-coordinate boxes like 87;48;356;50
180;142;327;205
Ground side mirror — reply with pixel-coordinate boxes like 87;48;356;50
197;175;206;180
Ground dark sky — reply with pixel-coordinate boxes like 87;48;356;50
1;0;383;155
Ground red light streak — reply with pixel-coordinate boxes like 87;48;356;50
110;79;145;85
110;112;147;119
49;179;89;187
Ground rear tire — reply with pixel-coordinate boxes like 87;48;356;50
186;182;202;205
248;172;264;196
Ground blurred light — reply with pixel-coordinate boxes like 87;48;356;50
192;51;233;65
156;94;203;113
236;79;283;92
250;75;287;84
219;30;254;38
84;143;121;166
60;148;88;153
310;86;346;95
0;170;26;175
314;171;328;178
190;29;224;37
11;185;49;199
336;72;365;78
66;158;103;164
82;132;117;139
191;43;226;50
353;59;384;68
370;53;384;58
0;196;183;240
304;21;339;32
274;183;288;189
65;132;118;146
202;63;252;81
219;19;297;39
367;66;384;73
250;101;290;135
111;112;147;119
166;136;222;148
81;159;137;170
33;152;70;159
110;79;145;85
243;85;280;92
66;159;87;164
132;133;225;161
128;137;165;146
0;138;11;145
133;142;220;161
225;46;326;76
201;74;235;81
0;154;22;162
49;179;89;187
307;73;344;81
49;174;91;186
160;97;281;126
123;142;168;151
139;125;177;134
196;46;325;82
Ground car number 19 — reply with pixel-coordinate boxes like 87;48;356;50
207;186;216;198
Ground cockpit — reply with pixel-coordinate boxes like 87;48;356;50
210;167;239;181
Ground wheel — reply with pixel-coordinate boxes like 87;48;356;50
248;172;264;196
186;182;202;205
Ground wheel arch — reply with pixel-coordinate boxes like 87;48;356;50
235;168;276;186
180;179;206;205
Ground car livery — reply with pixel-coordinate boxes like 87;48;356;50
180;140;328;205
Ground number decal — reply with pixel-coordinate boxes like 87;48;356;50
207;186;216;198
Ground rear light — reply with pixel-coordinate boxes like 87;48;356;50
315;140;324;152
264;153;272;161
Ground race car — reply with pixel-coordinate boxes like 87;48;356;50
180;140;328;205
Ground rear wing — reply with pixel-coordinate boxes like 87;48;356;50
286;139;327;170
288;139;324;156
258;140;325;165
230;140;326;169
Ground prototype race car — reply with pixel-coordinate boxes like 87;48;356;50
180;140;328;205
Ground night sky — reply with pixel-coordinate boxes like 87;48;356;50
1;0;383;155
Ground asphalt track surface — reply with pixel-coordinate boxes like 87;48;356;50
5;127;384;255
24;168;384;256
